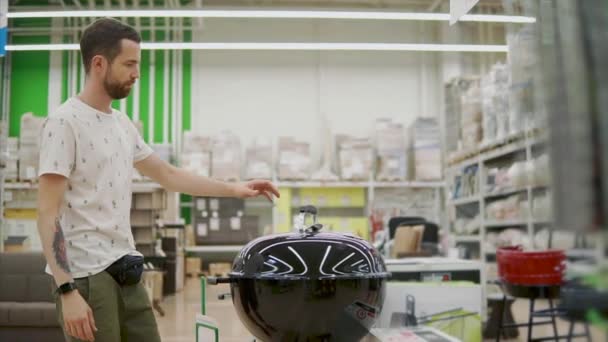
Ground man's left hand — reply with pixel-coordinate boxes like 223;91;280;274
232;180;280;203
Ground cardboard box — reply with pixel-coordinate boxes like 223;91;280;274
336;135;373;181
392;225;425;258
132;227;156;244
186;257;202;276
135;243;155;256
133;191;167;210
130;210;158;227
3;236;31;253
409;118;442;181
245;139;273;179
208;262;232;276
278;137;311;180
211;131;242;181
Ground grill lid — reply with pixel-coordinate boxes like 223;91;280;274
230;206;389;279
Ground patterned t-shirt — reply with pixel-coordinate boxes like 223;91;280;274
38;97;153;278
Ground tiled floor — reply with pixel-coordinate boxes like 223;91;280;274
155;277;607;342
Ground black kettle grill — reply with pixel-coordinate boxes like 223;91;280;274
208;205;390;342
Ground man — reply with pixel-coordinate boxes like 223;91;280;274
37;18;279;342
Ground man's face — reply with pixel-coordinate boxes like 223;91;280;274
103;39;140;100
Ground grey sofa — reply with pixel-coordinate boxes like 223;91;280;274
0;252;65;341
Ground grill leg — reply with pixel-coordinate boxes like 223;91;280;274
496;295;506;342
584;322;592;342
527;298;535;342
567;320;575;342
548;299;559;339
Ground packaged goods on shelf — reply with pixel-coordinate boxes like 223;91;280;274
481;63;511;144
460;84;483;149
182;131;212;153
245;138;273;180
485;228;530;253
485;154;550;194
453;215;481;235
531;154;550;186
19;113;45;181
409;118;441;181
452;165;479;199
532;191;552;221
211;131;241;181
371;188;437;232
533;228;591;250
3;137;19;180
335;135;373;181
375;118;407;181
485;194;526;221
278;137;311;180
508;25;539;133
181;152;211;178
444;77;480;153
180;132;212;177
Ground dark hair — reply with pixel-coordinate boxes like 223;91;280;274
80;18;141;74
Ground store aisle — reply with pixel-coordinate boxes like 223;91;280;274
156;277;606;342
155;276;252;342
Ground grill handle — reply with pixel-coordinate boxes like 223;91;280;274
294;205;319;233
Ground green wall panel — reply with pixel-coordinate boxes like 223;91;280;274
9;35;50;137
139;39;151;141
182;30;192;131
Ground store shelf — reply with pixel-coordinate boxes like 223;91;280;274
447;129;547;167
485;185;549;200
3;182;37;190
185;245;243;253
277;180;445;188
484;220;528;228
453;235;482;242
132;182;163;193
485;187;527;200
451;195;480;206
566;249;597;259
373;181;445;188
278;181;370;188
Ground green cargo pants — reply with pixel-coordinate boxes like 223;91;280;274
53;271;161;342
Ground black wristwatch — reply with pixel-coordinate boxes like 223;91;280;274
56;282;77;295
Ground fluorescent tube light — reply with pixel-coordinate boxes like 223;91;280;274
5;42;509;52
6;9;536;23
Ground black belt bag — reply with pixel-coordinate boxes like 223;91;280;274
105;255;144;286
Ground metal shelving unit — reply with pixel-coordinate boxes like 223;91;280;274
447;131;551;266
447;128;601;279
0;55;11;253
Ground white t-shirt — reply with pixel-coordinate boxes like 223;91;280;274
38;97;154;278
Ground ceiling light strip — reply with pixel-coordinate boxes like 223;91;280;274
6;10;536;23
5;42;509;52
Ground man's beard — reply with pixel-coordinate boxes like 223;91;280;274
103;71;133;100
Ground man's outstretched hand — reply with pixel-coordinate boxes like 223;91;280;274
232;179;280;203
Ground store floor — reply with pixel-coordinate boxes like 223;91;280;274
156;277;606;342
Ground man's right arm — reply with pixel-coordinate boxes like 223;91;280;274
37;173;72;286
37;173;97;341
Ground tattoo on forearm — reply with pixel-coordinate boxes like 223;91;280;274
52;217;71;273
